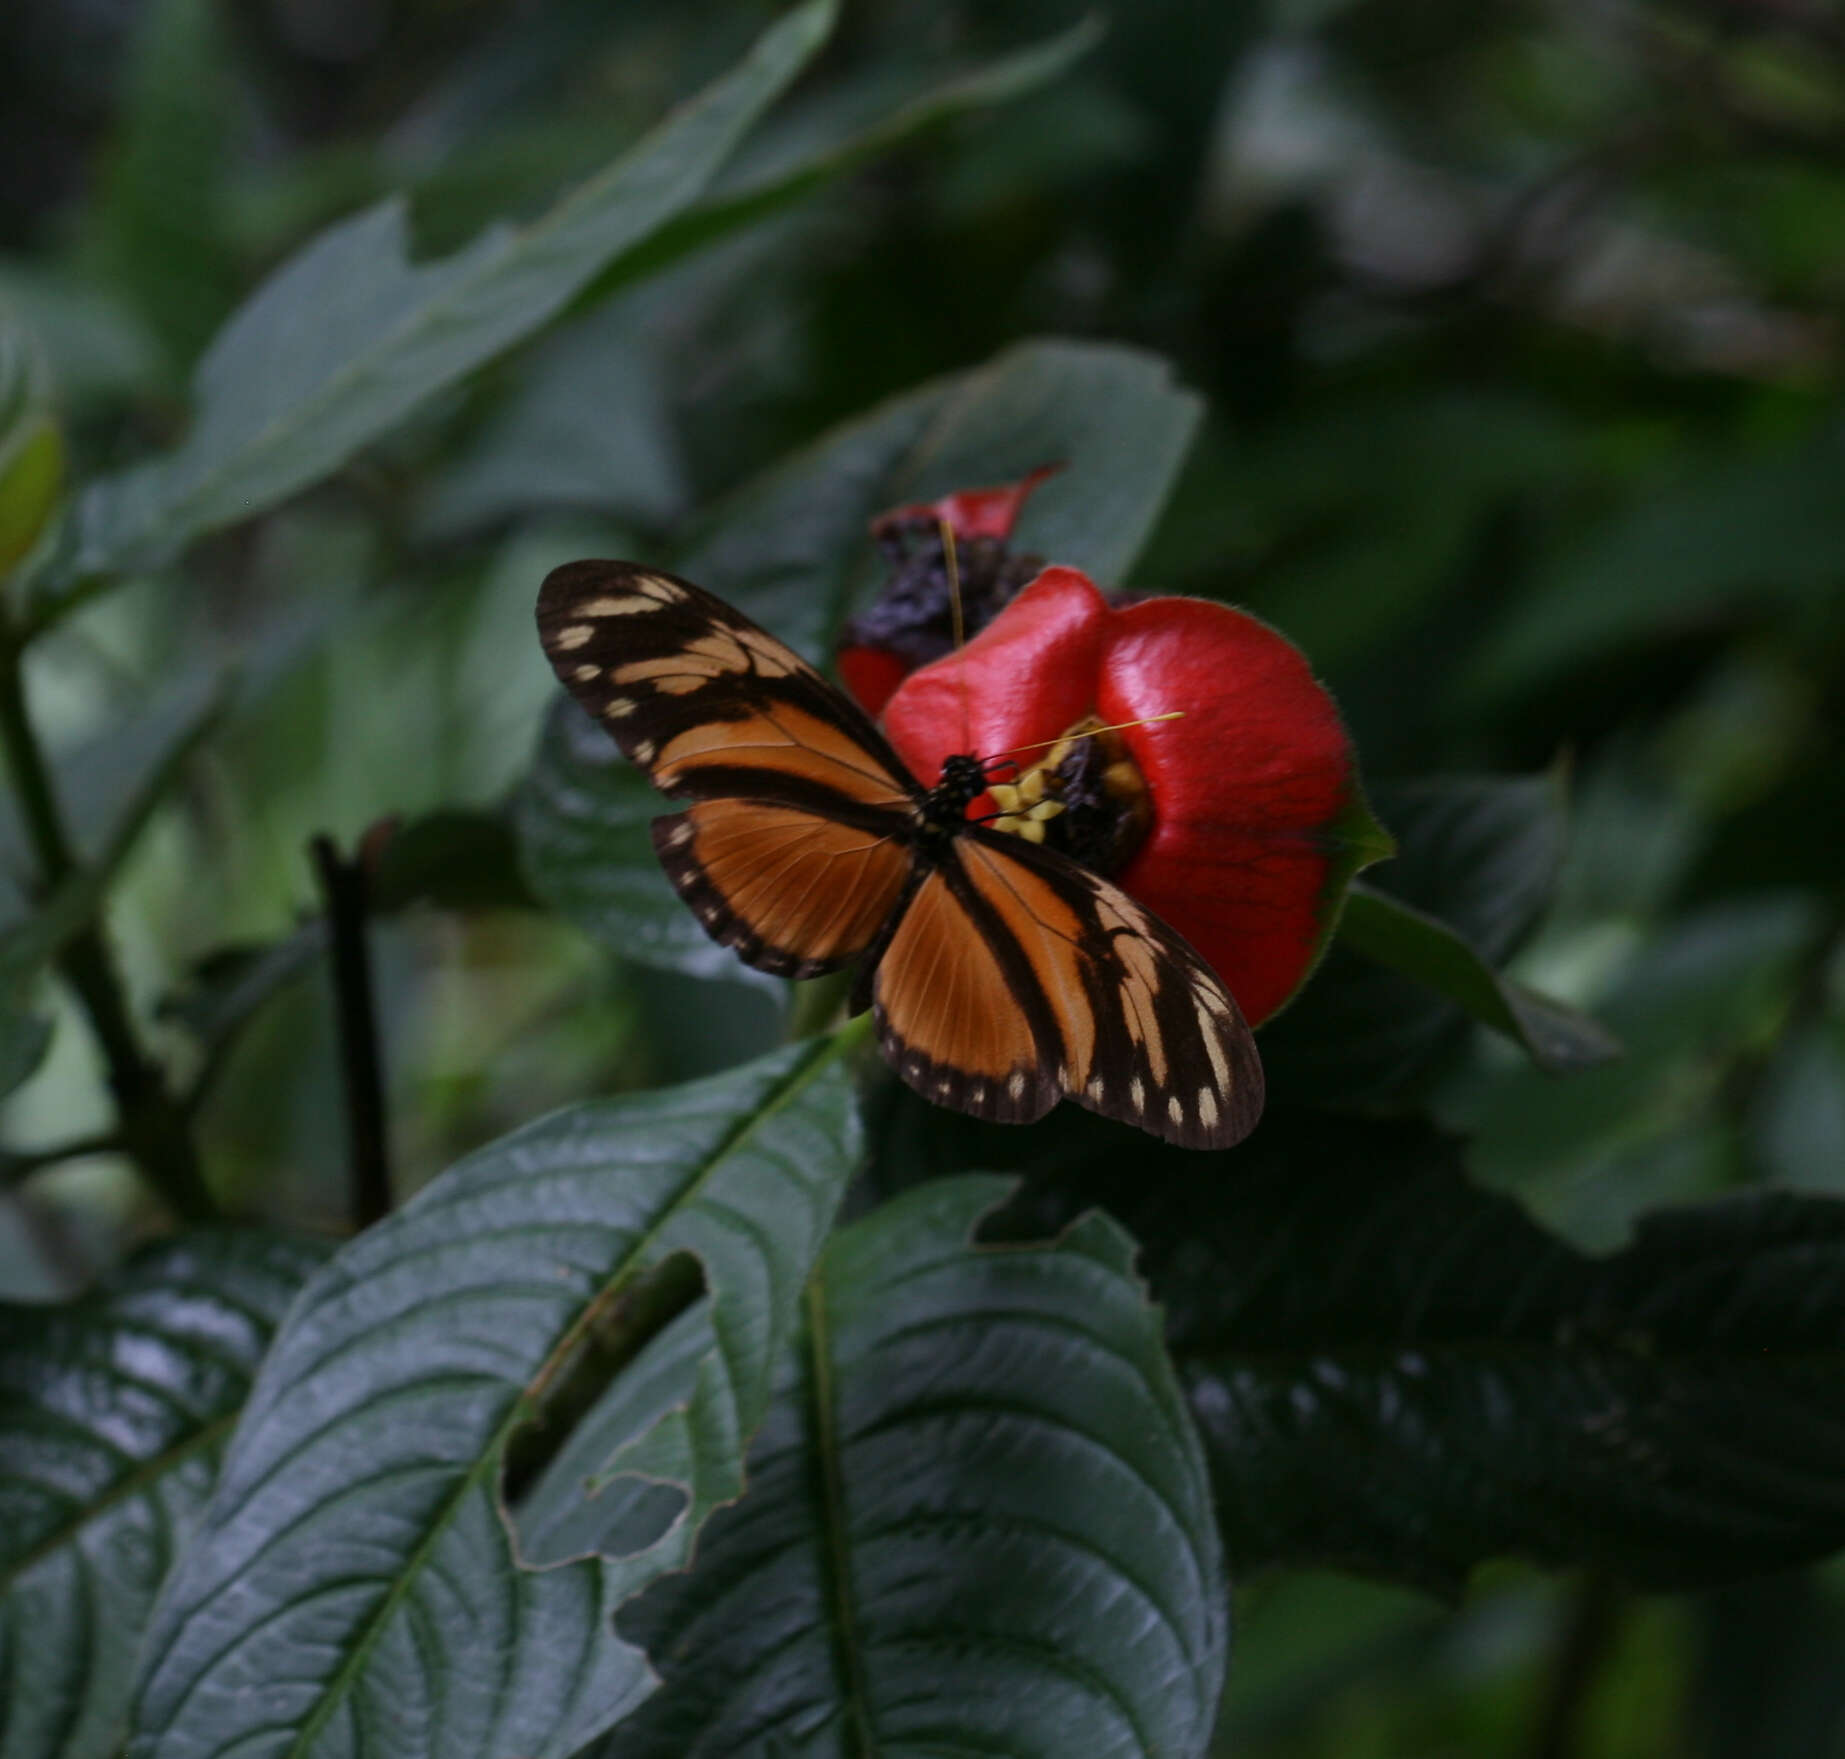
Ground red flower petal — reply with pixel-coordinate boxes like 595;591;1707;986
880;566;1108;801
1098;599;1358;1026
871;464;1061;544
836;644;913;721
880;570;1379;1028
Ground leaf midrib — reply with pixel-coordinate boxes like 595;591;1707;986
271;1030;851;1759
86;0;823;573
1;1405;240;1588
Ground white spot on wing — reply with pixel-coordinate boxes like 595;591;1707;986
1130;1077;1146;1112
1087;1076;1105;1103
1007;1072;1027;1101
1197;995;1232;1090
580;594;657;617
551;624;593;650
605;697;638;719
1167;1095;1184;1128
572;663;600;684
1198;1089;1219;1131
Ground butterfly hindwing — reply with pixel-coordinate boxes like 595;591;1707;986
653;800;915;980
540;560;921;976
872;829;1263;1150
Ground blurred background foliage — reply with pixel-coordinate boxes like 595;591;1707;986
3;0;1845;1752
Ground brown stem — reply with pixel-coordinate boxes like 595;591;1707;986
0;630;214;1220
309;833;392;1230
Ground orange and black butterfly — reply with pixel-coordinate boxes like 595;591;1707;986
536;560;1263;1149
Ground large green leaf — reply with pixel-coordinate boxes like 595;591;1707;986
586;1176;1226;1758
980;1108;1845;1595
1463;427;1845;706
516;338;1202;980
599;18;1107;308
677;336;1204;657
49;0;837;597
416;15;1110;544
127;1038;861;1759
1458;894;1823;1247
0;1231;330;1759
1260;772;1576;1107
1337;885;1620;1074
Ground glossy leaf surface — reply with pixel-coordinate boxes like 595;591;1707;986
0;1231;329;1759
979;1107;1845;1594
127;1038;860;1759
598;1176;1227;1759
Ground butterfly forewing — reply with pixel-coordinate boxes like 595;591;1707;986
538;560;920;823
539;560;920;975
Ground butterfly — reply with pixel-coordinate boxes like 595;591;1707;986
536;560;1264;1149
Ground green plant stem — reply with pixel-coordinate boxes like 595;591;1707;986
0;625;214;1220
788;968;853;1041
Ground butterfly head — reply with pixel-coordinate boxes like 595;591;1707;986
919;752;992;846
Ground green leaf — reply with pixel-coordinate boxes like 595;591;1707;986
0;269;165;414
0;673;231;924
516;338;1202;982
0;1230;331;1759
0;677;226;1098
0;1012;52;1106
370;808;536;914
50;0;838;599
154;925;328;1073
1260;772;1574;1108
80;0;238;367
128;1037;861;1759
1459;895;1824;1246
601;16;1107;304
985;1110;1845;1595
1338;884;1620;1073
0;312;64;579
418;300;689;538
678;336;1204;658
586;1176;1226;1759
1463;427;1845;705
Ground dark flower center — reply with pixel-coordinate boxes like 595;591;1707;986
985;717;1153;876
843;518;1044;666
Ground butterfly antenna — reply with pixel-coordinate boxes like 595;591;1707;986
983;710;1185;768
939;515;971;755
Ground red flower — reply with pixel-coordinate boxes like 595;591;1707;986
838;467;1060;717
879;566;1389;1026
